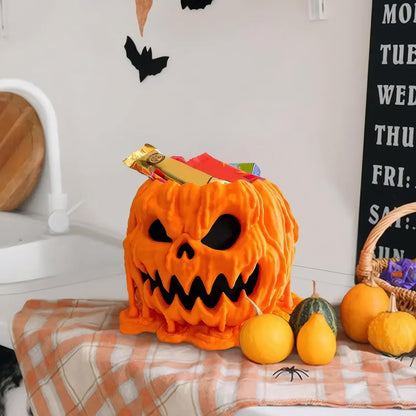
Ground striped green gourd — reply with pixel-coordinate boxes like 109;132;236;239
289;280;338;338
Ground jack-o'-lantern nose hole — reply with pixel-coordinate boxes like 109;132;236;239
177;243;195;259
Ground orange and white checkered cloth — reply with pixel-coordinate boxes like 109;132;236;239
11;299;416;416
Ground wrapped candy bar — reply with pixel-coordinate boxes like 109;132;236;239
123;143;229;185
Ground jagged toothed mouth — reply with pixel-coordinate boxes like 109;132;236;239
140;264;259;310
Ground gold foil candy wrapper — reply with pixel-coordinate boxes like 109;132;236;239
123;144;229;186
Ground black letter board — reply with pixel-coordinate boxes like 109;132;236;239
357;0;416;270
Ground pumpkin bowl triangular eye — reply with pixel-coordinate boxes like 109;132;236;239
149;219;172;242
201;214;241;250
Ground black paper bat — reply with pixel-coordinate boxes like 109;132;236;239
181;0;213;10
124;36;169;82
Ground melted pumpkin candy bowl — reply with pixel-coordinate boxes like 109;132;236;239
120;178;300;350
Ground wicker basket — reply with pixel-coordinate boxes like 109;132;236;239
356;202;416;317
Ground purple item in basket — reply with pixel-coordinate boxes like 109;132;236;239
380;258;416;290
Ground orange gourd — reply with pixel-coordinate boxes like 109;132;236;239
340;276;390;343
368;293;416;356
239;298;294;364
296;311;337;365
120;178;300;350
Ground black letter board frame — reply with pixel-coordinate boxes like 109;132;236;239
356;0;416;279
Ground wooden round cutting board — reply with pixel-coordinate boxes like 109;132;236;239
0;92;45;211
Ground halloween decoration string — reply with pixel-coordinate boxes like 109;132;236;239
272;366;309;382
124;36;169;82
120;144;300;351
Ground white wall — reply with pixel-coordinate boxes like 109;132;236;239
0;0;372;278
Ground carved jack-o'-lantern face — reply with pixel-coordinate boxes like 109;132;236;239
120;179;299;350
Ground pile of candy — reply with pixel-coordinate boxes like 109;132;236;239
123;143;263;185
380;258;416;291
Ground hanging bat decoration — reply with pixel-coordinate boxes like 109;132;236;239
181;0;213;9
124;36;169;82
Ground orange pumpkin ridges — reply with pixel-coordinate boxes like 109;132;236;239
120;178;300;350
368;293;416;356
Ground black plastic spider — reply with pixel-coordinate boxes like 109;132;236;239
272;366;309;382
396;351;416;366
382;350;416;366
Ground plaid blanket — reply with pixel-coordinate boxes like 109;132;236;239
11;299;416;416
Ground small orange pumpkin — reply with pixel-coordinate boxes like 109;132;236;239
340;276;390;343
120;178;300;350
368;293;416;356
239;297;294;364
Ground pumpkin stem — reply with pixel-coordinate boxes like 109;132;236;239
388;293;398;313
311;280;319;298
246;296;263;316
